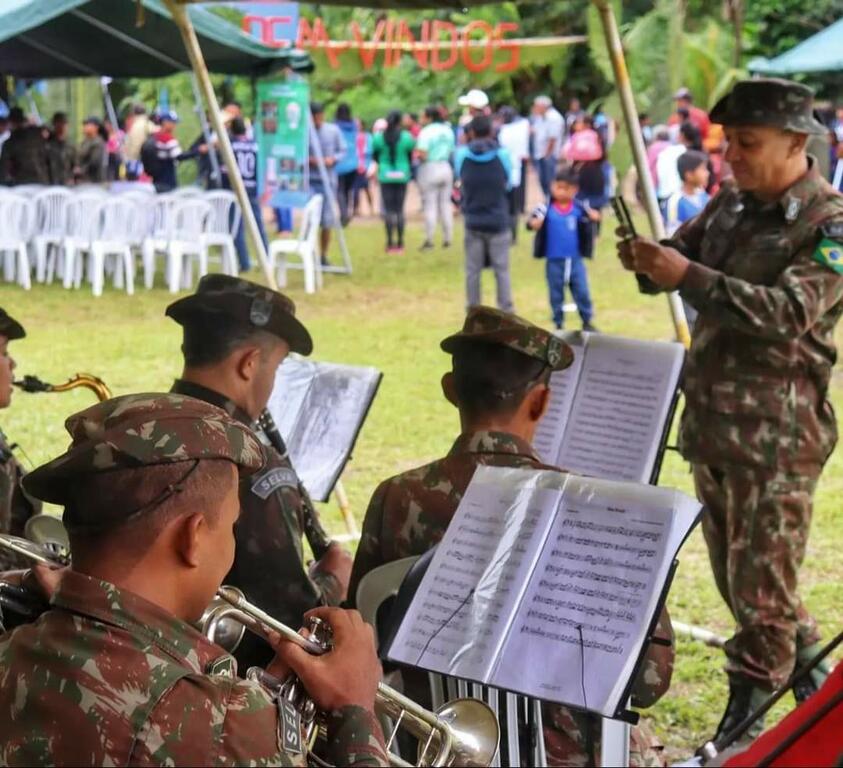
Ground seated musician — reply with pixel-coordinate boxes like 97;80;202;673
165;275;352;670
0;308;41;569
349;306;674;767
0;393;388;767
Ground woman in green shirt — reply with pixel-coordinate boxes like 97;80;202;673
370;110;416;254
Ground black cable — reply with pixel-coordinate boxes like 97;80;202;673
577;623;588;710
415;588;475;667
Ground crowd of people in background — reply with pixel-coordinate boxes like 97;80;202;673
4;85;842;329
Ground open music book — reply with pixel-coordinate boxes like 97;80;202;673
386;466;701;718
533;332;685;484
265;358;382;502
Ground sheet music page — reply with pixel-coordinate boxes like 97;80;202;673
386;467;568;683
493;475;700;716
556;335;685;482
265;358;382;501
532;332;586;465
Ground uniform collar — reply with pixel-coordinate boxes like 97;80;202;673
51;570;225;675
448;430;540;461
171;379;254;427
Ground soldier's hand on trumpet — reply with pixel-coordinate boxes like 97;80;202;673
274;605;382;712
616;233;691;290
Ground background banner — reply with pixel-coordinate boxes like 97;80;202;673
256;78;310;209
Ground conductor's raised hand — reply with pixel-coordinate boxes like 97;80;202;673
274;606;381;712
618;236;690;290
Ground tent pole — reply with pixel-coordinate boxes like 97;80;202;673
164;0;277;289
592;0;690;348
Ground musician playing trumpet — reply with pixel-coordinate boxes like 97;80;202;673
0;392;388;766
165;275;353;671
0;307;41;569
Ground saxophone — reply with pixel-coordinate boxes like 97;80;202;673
13;374;112;403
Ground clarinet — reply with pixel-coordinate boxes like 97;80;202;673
257;409;332;559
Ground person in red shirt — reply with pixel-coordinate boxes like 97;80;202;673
669;87;711;141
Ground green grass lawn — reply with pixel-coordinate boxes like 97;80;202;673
3;212;841;761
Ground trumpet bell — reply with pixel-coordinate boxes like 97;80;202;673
422;698;500;767
200;588;247;654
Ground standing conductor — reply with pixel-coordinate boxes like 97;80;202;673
617;78;843;741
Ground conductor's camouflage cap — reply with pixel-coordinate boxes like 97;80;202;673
441;306;574;371
23;393;265;505
709;78;827;135
0;308;25;341
166;274;313;356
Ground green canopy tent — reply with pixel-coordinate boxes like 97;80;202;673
748;17;843;75
0;0;312;78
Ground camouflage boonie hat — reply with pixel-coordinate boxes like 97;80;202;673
441;306;574;371
23;393;265;505
709;78;826;135
0;308;25;341
166;274;313;356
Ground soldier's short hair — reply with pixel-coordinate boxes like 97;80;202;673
67;459;236;565
181;321;279;368
452;342;550;418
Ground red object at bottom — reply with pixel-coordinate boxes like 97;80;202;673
724;663;843;767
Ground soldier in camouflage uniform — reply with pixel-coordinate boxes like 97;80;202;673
0;393;388;767
0;308;41;570
0;107;48;186
617;78;843;740
166;275;352;672
349;307;674;767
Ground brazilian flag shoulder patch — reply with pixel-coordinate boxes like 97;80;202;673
812;238;843;275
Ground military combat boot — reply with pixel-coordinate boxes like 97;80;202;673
792;642;830;704
713;679;769;746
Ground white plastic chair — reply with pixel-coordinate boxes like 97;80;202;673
32;187;72;284
201;190;240;276
142;194;177;289
61;194;103;290
82;197;135;297
0;194;36;290
168;198;212;293
171;186;204;197
269;194;323;294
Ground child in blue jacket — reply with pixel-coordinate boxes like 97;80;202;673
528;166;601;331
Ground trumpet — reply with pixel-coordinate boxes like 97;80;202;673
203;586;500;767
14;373;112;403
0;534;500;767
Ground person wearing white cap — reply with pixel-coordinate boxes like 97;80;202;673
458;88;490;116
531;95;564;198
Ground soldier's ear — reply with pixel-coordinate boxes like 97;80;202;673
233;345;262;383
787;131;807;156
441;372;459;407
526;382;551;423
175;512;207;568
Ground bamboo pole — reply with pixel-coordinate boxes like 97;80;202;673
592;0;691;349
164;0;277;289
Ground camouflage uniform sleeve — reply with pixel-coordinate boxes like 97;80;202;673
678;223;843;339
325;705;389;766
630;605;674;709
347;481;389;609
133;675;305;767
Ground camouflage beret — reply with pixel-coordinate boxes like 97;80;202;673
22;393;265;505
166;274;313;356
710;78;826;135
0;308;25;341
441;306;574;371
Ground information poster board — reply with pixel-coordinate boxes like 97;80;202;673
256;79;310;208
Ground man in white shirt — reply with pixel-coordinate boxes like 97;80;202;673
497;106;531;240
531;95;564;198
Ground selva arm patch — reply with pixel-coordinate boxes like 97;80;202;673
251;466;300;499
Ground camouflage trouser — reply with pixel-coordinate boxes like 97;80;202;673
542;705;665;767
693;463;822;690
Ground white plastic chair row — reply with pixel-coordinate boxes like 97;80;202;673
1;185;242;294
